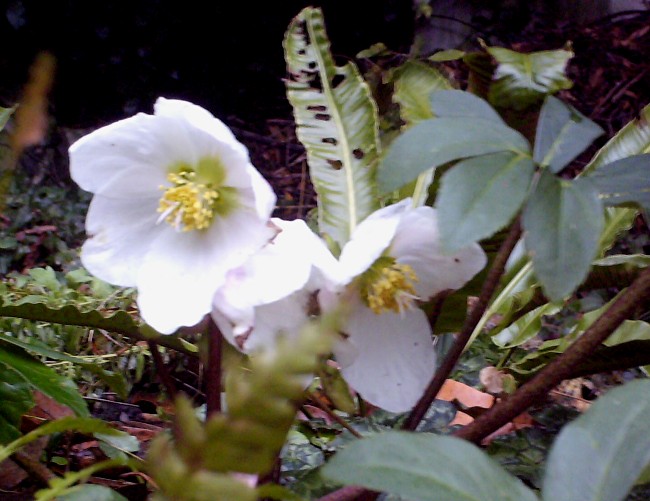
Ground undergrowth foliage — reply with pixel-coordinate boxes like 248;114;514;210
0;5;649;501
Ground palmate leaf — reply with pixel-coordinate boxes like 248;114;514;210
436;151;535;252
322;431;538;501
534;96;604;173
543;380;650;501
523;171;604;300
284;7;380;248
589;154;650;221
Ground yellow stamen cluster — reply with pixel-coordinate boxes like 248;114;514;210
361;259;419;314
158;170;219;231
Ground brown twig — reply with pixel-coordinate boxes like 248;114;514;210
205;317;223;418
147;340;177;400
454;265;650;444
402;218;523;430
307;392;363;439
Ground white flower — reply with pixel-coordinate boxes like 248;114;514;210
326;199;487;413
210;199;486;414
70;98;276;334
211;218;339;352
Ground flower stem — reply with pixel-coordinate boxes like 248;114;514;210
402;218;523;431
454;264;650;444
205;317;222;418
147;340;177;400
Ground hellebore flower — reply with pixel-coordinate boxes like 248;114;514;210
325;199;487;413
211;218;340;352
70;98;276;334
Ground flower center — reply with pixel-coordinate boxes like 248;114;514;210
158;169;219;232
358;256;419;314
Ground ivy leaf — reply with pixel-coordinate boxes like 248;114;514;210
523;171;604;300
0;364;33;443
322;431;538;501
284;7;380;247
589;154;650;220
487;46;573;110
436;151;534;252
378;117;530;193
534;96;604;173
0;342;88;418
543;379;650;501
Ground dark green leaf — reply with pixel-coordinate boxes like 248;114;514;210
0;363;33;443
322;431;537;501
523;171;604;300
378;117;530;192
437;151;534;252
534;96;604;173
429;90;504;123
0;333;128;399
589;154;650;219
543;379;650;501
487;46;573;110
0;342;88;417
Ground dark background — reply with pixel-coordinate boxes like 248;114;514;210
0;0;414;127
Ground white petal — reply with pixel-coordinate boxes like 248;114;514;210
81;195;162;286
154;97;248;157
335;306;436;413
338;199;412;281
70;113;170;196
216;291;313;353
137;212;275;334
391;207;487;298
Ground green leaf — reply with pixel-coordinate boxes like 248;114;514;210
57;484;128;501
0;416;127;462
523;171;604;300
429;49;465;62
0;105;16;131
589;154;650;219
487;46;573;110
393;61;452;125
322;431;538;501
28;267;62;292
542;379;650;501
583;102;650;174
0;333;128;399
378;117;530;192
571;293;650;347
492;302;563;348
0;298;195;356
0;342;87;417
284;7;380;247
0;364;34;443
429;90;504;123
436;151;534;252
534;96;604;173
